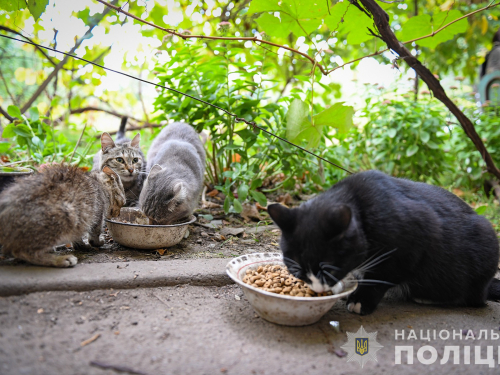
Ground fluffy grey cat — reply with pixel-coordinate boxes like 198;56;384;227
139;122;206;224
92;117;146;206
0;164;125;267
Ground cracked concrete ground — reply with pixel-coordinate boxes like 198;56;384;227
1;284;500;375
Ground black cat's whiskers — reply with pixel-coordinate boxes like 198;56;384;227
323;270;340;284
320;263;341;272
354;279;396;286
354;248;398;273
354;249;385;271
283;257;300;267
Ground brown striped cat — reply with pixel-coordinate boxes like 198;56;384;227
92;117;146;206
0;164;125;267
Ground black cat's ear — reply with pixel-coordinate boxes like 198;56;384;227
101;132;115;153
131;133;140;148
323;205;352;238
268;204;296;233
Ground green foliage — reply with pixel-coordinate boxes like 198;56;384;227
348;97;451;183
0;0;49;20
400;10;468;49
286;99;353;149
444;108;500;189
153;40;346;213
1;105;97;166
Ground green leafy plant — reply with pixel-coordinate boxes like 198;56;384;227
347;97;452;183
1;105;97;167
153;40;353;213
445;108;500;189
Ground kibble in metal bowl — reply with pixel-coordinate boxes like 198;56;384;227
242;264;332;297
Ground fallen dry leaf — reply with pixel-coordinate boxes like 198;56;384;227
241;203;262;222
81;333;101;347
202;200;222;209
255;202;267;211
207;189;219;197
156;249;166;256
276;193;293;206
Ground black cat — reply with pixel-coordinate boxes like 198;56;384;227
268;170;500;315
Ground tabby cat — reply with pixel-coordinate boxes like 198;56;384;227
0;164;125;267
92;117;146;206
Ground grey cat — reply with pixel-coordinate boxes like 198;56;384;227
139;122;206;224
0;164;125;267
92;117;146;206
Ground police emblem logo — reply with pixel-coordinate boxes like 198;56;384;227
341;326;383;368
355;338;369;356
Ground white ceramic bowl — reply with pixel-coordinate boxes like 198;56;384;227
105;207;196;249
226;253;357;326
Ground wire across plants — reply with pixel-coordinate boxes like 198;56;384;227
0;33;354;175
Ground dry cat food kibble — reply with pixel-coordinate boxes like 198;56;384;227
242;264;333;297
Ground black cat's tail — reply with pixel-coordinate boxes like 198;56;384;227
488;278;500;301
116;116;128;141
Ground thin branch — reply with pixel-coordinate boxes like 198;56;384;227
0;106;14;122
0;25;58;66
403;1;500;45
98;122;163;137
69;123;87;163
327;48;389;73
19;3;115;114
54;106;144;124
95;0;329;75
0;68;18;106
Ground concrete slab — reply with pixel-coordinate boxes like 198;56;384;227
1;285;500;374
0;259;232;296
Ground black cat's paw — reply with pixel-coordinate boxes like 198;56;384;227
347;301;363;314
346;297;378;315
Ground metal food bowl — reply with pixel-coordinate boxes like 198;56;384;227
226;253;357;326
105;207;196;249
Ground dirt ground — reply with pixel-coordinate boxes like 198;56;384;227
0;199;284;266
2;284;500;375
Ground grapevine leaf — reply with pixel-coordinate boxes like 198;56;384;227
26;0;49;20
313;102;354;135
